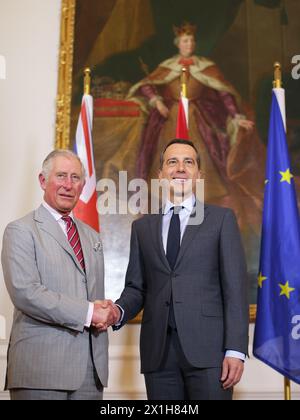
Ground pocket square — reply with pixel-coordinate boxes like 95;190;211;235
93;242;102;252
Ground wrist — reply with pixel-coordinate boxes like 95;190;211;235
149;95;163;108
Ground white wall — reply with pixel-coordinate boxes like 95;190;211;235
0;0;61;396
0;0;299;401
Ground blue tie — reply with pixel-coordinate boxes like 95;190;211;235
166;207;181;329
166;207;181;270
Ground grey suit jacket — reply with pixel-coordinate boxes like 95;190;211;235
116;204;249;373
1;205;108;390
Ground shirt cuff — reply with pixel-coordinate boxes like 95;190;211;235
114;304;124;327
225;350;246;361
85;302;94;327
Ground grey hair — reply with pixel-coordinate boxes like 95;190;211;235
41;149;86;181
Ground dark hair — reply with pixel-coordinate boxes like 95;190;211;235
159;139;201;169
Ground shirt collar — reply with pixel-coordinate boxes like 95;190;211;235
42;201;74;222
163;194;196;215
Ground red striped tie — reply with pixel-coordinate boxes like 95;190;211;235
62;216;85;271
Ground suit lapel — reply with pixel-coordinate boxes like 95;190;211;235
149;213;170;271
34;205;85;276
175;204;210;269
76;221;96;301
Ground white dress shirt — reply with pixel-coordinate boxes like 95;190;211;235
162;195;245;362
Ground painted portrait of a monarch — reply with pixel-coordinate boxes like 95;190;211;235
69;0;300;310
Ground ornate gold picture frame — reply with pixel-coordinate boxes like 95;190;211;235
55;0;300;324
55;0;75;150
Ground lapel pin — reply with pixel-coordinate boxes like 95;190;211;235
93;242;102;252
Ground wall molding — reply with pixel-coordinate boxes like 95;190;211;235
104;392;146;400
0;391;9;400
0;344;7;360
235;391;300;400
109;345;139;361
0;54;6;80
0;344;140;359
103;391;300;401
1;390;299;400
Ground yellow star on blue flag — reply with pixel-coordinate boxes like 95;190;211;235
279;281;295;299
258;272;267;288
279;168;294;184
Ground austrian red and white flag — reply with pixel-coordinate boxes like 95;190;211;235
176;95;189;139
73;94;99;232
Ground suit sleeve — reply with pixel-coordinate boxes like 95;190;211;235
115;221;146;326
1;223;89;332
219;209;249;355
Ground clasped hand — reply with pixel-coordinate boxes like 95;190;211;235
91;300;120;332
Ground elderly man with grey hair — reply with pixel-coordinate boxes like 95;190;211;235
1;150;120;400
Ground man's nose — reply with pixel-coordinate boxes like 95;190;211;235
63;178;73;189
176;161;186;172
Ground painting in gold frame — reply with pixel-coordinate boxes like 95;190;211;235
55;0;300;323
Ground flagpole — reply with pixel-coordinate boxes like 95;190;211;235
176;67;189;139
181;67;187;98
284;377;291;401
84;67;91;95
273;62;282;89
273;61;292;401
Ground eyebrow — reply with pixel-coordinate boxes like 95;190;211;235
166;157;196;161
55;171;80;176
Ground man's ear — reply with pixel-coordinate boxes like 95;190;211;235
158;169;162;180
39;173;46;191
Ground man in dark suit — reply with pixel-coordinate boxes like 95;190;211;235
115;139;249;400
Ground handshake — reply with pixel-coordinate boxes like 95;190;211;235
91;300;121;332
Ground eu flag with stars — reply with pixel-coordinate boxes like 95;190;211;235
253;88;300;383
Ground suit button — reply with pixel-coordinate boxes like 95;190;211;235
165;301;170;307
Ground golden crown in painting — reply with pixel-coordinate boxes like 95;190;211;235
173;21;197;37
